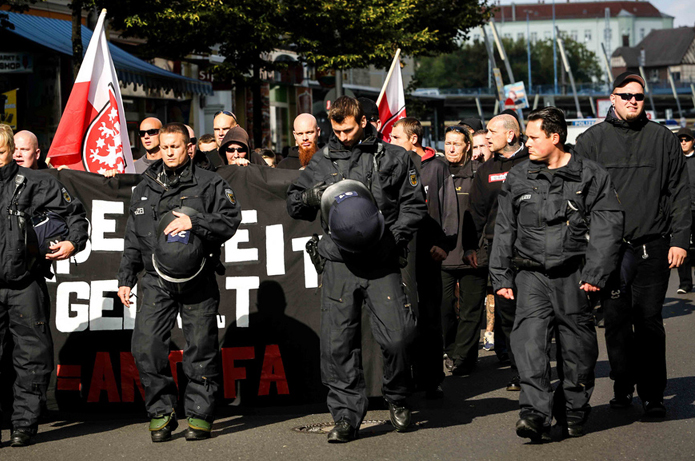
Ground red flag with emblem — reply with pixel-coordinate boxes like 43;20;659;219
48;10;134;173
377;49;406;143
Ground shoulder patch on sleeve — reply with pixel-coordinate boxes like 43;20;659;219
225;188;236;205
61;187;72;203
409;169;418;187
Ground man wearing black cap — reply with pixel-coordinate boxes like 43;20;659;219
358;97;382;133
287;96;427;443
117;123;241;442
676;127;695;294
573;71;691;418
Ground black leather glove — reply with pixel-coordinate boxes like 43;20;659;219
301;182;327;208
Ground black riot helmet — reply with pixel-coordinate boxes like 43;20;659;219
320;179;384;253
152;206;207;294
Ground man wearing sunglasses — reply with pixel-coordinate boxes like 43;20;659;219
134;117;163;174
573;71;691;418
676;127;695;295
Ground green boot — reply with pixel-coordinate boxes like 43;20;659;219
149;412;178;442
185;417;212;441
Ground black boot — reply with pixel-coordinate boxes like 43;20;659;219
149;412;178;442
387;399;412;432
516;414;551;443
327;419;358;443
10;428;34;447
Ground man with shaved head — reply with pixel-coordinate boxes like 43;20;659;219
464;113;529;392
13;130;41;169
134;117;163;174
278;113;322;169
213;111;238;148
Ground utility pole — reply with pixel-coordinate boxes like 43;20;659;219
526;11;532;93
552;0;557;94
556;26;582;118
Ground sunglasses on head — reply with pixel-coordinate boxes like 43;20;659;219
139;128;160;137
446;125;471;136
614;93;645;102
214;110;238;123
226;147;247;154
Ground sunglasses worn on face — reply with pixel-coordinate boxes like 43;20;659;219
681;138;693;143
227;147;247;154
214;110;238;124
139;128;160;137
614;93;645;102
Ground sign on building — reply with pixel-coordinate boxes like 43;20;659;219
0;53;33;73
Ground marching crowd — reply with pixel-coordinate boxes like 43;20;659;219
0;69;693;447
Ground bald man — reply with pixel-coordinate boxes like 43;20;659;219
134;117;163;174
278;113;322;170
464;113;529;392
13;130;41;169
213;111;238;148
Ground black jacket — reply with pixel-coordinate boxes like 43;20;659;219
286;124;427;263
117;159;242;288
442;159;479;270
0;161;88;284
466;146;529;251
277;146;301;170
417;148;458;254
573;108;691;249
490;153;624;290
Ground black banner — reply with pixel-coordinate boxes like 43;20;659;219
36;165;353;411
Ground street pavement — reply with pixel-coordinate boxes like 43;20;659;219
1;270;694;460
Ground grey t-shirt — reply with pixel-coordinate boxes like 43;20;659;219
134;155;157;174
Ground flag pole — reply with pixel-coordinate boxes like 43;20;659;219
377;48;401;107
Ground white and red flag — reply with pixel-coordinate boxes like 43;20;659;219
48;10;134;173
377;49;406;143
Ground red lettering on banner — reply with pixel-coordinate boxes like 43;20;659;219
489;172;508;183
221;346;255;399
258;345;289;396
57;364;82;391
120;352;145;402
169;350;183;389
88;352;120;402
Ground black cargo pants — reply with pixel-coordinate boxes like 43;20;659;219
602;237;670;403
321;260;417;429
511;268;598;426
441;267;488;365
132;273;220;422
0;277;53;432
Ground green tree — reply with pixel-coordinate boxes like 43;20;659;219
285;0;491;70
416;37;602;89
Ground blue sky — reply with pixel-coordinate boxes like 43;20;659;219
496;0;695;28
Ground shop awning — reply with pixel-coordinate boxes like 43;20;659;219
3;11;213;96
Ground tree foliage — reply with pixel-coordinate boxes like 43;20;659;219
285;0;492;71
416;36;602;89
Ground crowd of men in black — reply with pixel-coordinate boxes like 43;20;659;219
0;69;693;447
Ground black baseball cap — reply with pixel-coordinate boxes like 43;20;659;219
358;97;380;122
459;118;484;132
677;127;694;140
613;71;645;90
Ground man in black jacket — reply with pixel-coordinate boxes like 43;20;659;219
0;124;89;447
117;123;241;442
287;97;427;443
676;127;695;294
491;107;623;441
465;113;529;391
390;117;458;398
573;72;691;418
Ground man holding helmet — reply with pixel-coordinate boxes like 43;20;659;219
287;96;427;443
117;123;241;442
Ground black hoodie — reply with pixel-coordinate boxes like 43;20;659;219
573;107;691;249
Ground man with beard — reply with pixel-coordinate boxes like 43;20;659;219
278;114;321;169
